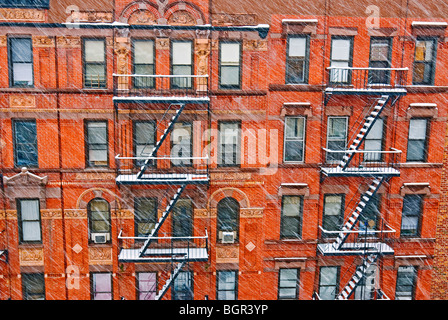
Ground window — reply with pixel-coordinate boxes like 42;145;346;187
171;122;192;167
0;0;50;8
369;38;392;84
218;121;241;167
284;117;306;162
134;197;157;238
13;119;38;168
91;273;112;300
364;118;384;162
9;37;33;87
286;36;309;84
86;121;108;167
326;117;348;162
219;42;241;88
407;118;429;162
133;39;155;88
137;272;157;300
134;121;156;168
322;195;344;236
217;271;238;300
330;37;353;83
171;40;193;89
217;197;240;243
395;266;417;300
22;273;45;300
354;263;376;300
172;199;193;238
83;39;106;88
280;196;303;239
413;38;437;85
278;269;300;300
88;198;111;241
17;199;41;243
173;271;193;300
400;195;423;237
359;194;381;234
318;266;339;300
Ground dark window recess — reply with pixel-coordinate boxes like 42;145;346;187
0;0;50;8
13;120;38;168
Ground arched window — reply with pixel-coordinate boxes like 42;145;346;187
217;197;240;243
88;198;111;243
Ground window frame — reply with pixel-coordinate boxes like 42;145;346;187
85;120;109;168
368;37;393;85
318;266;340;300
136;272;157;300
363;117;386;162
329;36;354;84
22;273;45;300
90;272;113;300
217;197;240;243
133;120;157;168
326;116;348;163
172;270;194;300
87;198;111;243
171;198;193;238
132;38;155;89
277;268;300;300
322;194;345;237
400;194;423;237
134;197;158;238
8;36;34;88
171;40;194;89
406;118;430;162
219;41;242;89
218;121;241;167
285;35;310;84
395;266;417;300
216;270;238;300
17;198;42;244
280;195;303;239
12;119;39;168
170;121;193;167
283;116;306;163
82;38;107;89
412;37;437;86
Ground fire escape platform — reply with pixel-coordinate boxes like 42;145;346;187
112;96;210;104
118;247;209;263
317;242;394;256
116;173;209;185
321;166;400;177
325;87;407;96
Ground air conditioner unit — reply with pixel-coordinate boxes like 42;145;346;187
91;233;110;244
221;231;235;244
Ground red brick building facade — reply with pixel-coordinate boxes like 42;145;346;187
0;0;447;300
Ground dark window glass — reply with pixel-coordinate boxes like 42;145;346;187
280;196;303;239
369;38;392;84
84;39;106;88
286;36;309;84
318;266;339;300
9;37;33;87
407;119;428;162
217;197;240;242
413;38;437;85
17;199;41;243
217;270;238;300
134;197;157;238
218;122;240;167
220;42;241;88
278;269;299;300
133;40;155;88
172;199;193;238
171;41;193;89
400;195;423;237
13;119;38;167
86;121;108;167
395;266;417;300
22;273;45;300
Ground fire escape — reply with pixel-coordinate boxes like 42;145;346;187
315;66;408;300
114;73;210;300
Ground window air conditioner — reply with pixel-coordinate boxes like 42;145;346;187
91;233;110;244
221;231;235;244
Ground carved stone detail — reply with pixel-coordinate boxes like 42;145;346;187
0;9;46;22
64;209;87;219
194;209;209;218
0;35;7;47
243;39;268;51
156;38;170;50
78;11;113;23
211;13;257;26
89;247;113;265
41;209;62;220
6;210;17;220
216;245;239;263
167;10;195;26
128;9;156;25
9;95;36;108
32;36;54;48
240;208;264;218
19;248;44;266
56;36;81;48
115;42;130;90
